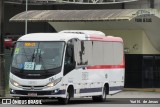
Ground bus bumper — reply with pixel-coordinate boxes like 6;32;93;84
10;89;66;98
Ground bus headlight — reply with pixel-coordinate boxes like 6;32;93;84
47;77;62;87
10;79;20;87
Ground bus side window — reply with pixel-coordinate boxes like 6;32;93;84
64;44;76;75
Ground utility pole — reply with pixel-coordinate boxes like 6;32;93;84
0;0;5;97
150;0;155;8
25;0;28;34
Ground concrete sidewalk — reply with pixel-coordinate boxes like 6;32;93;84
124;88;160;92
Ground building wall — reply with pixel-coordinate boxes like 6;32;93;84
125;0;160;9
125;0;151;8
154;0;160;8
101;30;160;54
52;3;123;9
142;31;160;54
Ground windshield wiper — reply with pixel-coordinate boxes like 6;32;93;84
38;51;48;73
31;49;36;62
22;46;30;62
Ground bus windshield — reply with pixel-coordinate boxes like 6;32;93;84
12;41;65;71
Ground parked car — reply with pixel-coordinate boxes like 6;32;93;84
4;38;13;49
0;38;13;49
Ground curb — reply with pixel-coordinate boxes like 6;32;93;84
124;88;160;92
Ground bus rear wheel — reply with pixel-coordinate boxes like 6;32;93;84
58;91;70;105
92;86;106;102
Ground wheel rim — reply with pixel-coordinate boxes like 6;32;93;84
102;87;106;99
102;91;105;98
65;92;69;103
66;92;69;99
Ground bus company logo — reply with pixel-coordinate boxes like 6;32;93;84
31;86;34;90
105;74;108;79
49;76;55;82
82;72;89;80
2;99;11;104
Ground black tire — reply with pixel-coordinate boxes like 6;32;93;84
58;91;70;105
92;86;106;102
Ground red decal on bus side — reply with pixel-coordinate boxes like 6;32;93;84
86;65;125;69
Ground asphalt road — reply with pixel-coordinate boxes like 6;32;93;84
0;91;160;107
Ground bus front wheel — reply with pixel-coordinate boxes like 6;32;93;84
58;91;70;104
92;86;107;102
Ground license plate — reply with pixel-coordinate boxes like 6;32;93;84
28;93;37;96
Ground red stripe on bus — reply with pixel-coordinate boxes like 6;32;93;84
89;35;123;42
86;65;125;69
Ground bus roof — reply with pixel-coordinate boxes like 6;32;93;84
17;33;86;42
17;32;123;43
59;30;105;36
